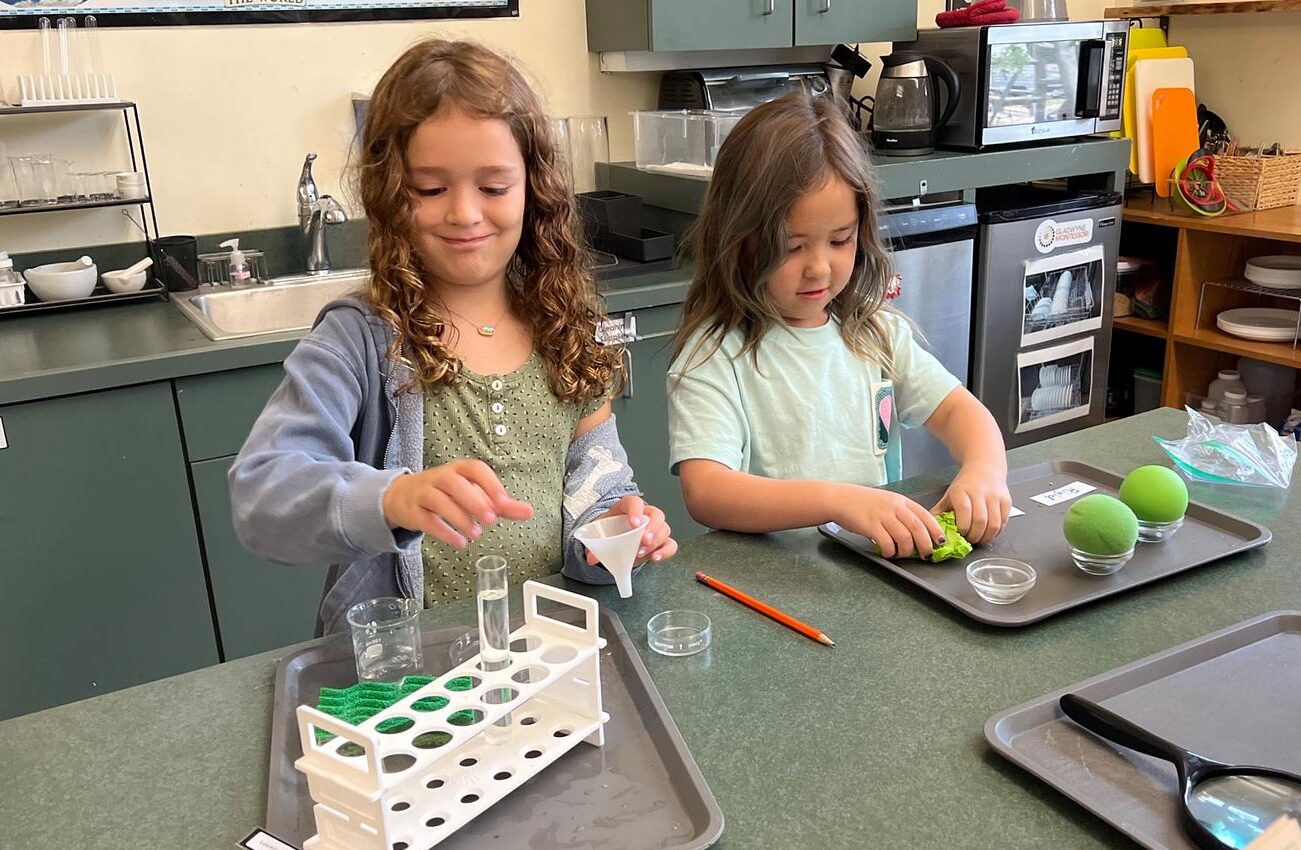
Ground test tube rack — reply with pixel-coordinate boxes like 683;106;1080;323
295;581;609;850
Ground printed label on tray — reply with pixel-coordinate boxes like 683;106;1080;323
1030;481;1096;507
239;827;301;850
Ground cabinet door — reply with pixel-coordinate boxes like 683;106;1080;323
794;0;916;46
652;0;794;51
0;383;217;720
175;364;284;462
610;305;705;542
192;457;324;660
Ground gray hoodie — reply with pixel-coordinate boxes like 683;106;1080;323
229;297;640;635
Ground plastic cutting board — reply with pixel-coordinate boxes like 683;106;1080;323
1151;87;1200;196
1124;48;1189;173
1133;57;1195;183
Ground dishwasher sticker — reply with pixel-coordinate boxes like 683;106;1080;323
1030;481;1096;507
238;828;301;850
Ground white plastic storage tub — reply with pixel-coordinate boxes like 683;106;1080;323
631;110;742;177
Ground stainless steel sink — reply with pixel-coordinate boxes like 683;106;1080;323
171;270;370;341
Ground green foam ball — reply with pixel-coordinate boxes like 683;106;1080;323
1118;465;1188;523
1063;494;1139;556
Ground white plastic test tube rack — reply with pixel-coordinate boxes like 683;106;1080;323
18;73;120;107
295;582;609;850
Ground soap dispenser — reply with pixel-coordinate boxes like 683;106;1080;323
220;239;250;284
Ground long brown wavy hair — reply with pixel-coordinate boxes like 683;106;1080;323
672;92;899;375
355;39;620;403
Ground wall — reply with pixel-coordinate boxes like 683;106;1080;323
0;0;659;254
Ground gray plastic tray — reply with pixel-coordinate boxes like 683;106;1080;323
266;608;723;850
819;460;1270;626
984;611;1301;850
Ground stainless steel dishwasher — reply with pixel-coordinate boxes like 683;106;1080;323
880;201;978;478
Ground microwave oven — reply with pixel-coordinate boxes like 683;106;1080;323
898;21;1128;149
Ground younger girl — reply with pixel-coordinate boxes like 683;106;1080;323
231;39;676;634
668;93;1010;559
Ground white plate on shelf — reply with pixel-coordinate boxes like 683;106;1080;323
1216;307;1301;342
1244;255;1301;289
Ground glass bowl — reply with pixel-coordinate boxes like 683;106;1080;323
1070;546;1135;576
647;610;712;657
965;558;1037;604
1137;516;1184;543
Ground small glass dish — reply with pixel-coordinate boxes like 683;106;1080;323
647;610;712;657
965;558;1036;604
1070;546;1135;576
1137;517;1184;543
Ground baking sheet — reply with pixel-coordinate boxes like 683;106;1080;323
984;611;1301;850
266;609;723;850
819;460;1270;626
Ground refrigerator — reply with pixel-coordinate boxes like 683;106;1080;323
971;188;1124;449
881;202;978;477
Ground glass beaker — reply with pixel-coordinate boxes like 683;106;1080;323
346;597;423;683
11;155;57;206
549;117;574;191
566;115;609;194
0;145;19;209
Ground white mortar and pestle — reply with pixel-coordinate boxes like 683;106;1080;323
102;256;153;293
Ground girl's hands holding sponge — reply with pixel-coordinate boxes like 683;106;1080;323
930;461;1013;545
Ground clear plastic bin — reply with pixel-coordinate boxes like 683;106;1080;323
631;110;742;177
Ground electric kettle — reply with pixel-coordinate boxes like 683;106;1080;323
871;52;960;156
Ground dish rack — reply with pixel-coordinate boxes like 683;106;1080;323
197;249;269;286
294;582;609;850
1198;278;1301;349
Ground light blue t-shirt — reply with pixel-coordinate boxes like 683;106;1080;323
667;313;960;486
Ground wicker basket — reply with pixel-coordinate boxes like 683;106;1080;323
1215;152;1301;211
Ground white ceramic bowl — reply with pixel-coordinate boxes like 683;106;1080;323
24;260;98;301
102;268;148;293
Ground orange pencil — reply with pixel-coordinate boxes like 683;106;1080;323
694;571;835;647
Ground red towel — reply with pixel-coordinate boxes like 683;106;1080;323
936;0;1020;27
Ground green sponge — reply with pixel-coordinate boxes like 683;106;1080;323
1118;465;1188;522
313;674;435;744
1063;494;1139;555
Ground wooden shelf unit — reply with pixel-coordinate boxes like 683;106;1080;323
1106;0;1301;16
1113;314;1169;339
1120;199;1301;410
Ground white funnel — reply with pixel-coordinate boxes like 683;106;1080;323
575;515;644;598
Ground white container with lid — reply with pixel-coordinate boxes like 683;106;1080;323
1208;369;1248;405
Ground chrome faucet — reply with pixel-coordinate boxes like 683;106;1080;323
297;153;348;275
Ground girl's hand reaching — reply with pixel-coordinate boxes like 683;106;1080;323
383;460;534;549
831;484;946;559
930;462;1012;545
586;495;678;567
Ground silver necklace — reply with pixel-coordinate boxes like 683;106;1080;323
442;304;507;337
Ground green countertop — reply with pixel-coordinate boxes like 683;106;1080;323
2;408;1296;849
0;267;691;406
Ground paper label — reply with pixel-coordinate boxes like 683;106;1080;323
1009;506;1025;517
1030;481;1096;507
596;315;636;346
0;416;6;450
239;828;301;850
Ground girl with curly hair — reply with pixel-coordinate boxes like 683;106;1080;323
232;39;676;634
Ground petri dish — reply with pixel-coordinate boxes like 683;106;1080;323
647;610;712;657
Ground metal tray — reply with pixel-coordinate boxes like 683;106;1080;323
818;460;1270;627
984;611;1301;850
266;608;723;850
0;280;165;317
